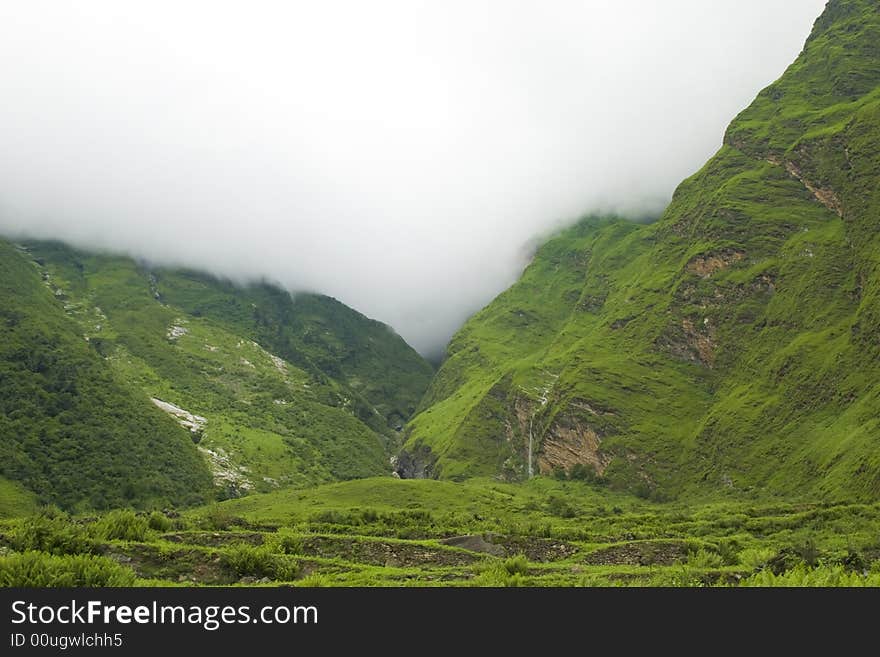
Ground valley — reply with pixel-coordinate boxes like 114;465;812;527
1;0;880;587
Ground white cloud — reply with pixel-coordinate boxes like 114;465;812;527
0;0;827;355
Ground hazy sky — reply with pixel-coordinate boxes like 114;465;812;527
0;1;827;355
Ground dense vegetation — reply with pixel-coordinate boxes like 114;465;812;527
0;238;432;508
153;270;434;430
1;478;879;586
402;0;880;503
0;241;212;510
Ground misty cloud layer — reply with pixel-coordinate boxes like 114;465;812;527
0;1;827;355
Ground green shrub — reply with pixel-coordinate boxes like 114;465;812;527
221;544;299;581
568;463;593;481
546;494;577;518
794;538;821;567
9;510;95;555
0;551;136;586
382;509;433;527
645;566;703;587
308;509;349;525
632;483;652;500
92;510;149;542
472;555;530;587
837;549;866;572
202;505;239;531
265;531;303;555
739;565;880;587
473;564;525;587
358;508;379;524
147;511;172;532
687;548;724;569
716;539;741;566
502;554;530;576
297;573;330;587
738;547;777;570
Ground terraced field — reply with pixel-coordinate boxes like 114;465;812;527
4;478;880;587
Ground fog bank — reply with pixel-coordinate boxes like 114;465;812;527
0;1;827;355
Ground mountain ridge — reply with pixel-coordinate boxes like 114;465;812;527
400;0;880;502
0;239;213;510
0;237;433;508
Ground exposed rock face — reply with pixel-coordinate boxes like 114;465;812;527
766;155;845;217
167;322;188;340
268;353;287;373
150;398;207;433
786;163;844;217
400;0;880;501
659;317;717;368
394;444;436;479
680;317;716;367
537;418;610;476
686;250;745;278
197;446;253;494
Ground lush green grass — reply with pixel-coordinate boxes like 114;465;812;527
402;0;880;502
2;478;878;587
0;552;138;587
209;476;643;531
0;478;38;519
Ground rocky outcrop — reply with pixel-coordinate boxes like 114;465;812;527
766;154;845;217
537;418;611;477
198;446;253;495
150;398;207;434
657;316;717;368
680;317;716;367
394;444;436;479
166;321;188;340
440;535;506;556
686;250;745;278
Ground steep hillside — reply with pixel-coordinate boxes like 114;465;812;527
1;239;433;505
402;0;880;501
0;240;212;510
152;269;434;431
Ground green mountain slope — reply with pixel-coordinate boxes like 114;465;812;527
0;240;212;510
152;268;434;430
1;239;433;507
401;0;880;502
